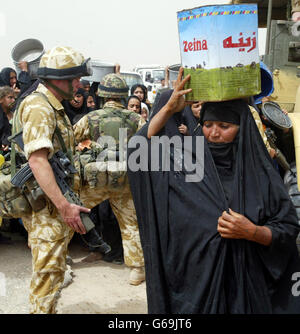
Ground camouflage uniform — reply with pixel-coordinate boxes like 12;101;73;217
14;83;79;314
249;106;272;154
292;0;300;13
74;100;145;268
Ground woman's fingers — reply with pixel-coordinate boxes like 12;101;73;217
174;67;184;88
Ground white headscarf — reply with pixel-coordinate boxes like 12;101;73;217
141;102;149;120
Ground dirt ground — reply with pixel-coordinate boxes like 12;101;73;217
0;231;147;314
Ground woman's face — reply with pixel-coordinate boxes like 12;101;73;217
202;121;239;143
70;93;84;109
87;95;96;109
9;72;17;87
191;101;202;119
133;87;144;102
127;98;141;113
141;108;148;121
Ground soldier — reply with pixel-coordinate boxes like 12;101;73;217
12;46;92;314
74;73;146;285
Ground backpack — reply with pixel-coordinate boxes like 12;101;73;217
80;108;138;190
0;86;73;218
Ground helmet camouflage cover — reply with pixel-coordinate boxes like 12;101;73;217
98;73;129;99
37;46;92;80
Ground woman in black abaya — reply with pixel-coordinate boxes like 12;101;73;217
63;88;89;125
127;69;300;314
0;66;32;97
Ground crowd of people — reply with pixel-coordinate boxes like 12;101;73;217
0;55;152;299
0;38;299;315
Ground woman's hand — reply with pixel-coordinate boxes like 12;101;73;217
12;84;20;96
217;208;272;246
147;67;192;138
218;208;256;240
166;67;192;115
18;61;28;72
178;124;188;135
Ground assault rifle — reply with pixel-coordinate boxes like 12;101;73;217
10;132;111;254
265;128;296;177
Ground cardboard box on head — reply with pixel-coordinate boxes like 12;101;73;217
177;4;261;102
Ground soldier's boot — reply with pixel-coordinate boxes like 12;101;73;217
81;228;111;255
129;266;145;286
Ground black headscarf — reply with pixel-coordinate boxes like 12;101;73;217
86;92;97;113
0;68;17;87
0;67;33;97
63;88;89;125
128;93;300;314
201;101;240;125
200;101;241;201
0;104;12;148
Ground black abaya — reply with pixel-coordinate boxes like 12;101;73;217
127;94;300;314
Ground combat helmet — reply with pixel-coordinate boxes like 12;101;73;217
37;46;92;80
37;46;92;100
98;73;129;99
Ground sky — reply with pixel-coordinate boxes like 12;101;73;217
0;0;266;72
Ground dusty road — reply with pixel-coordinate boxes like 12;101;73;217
0;232;147;314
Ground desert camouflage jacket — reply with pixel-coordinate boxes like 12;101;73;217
13;83;76;160
73;100;145;145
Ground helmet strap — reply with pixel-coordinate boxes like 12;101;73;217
45;79;74;100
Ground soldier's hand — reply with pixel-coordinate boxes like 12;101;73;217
60;202;90;235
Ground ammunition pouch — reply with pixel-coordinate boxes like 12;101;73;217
80;149;128;191
0;161;46;218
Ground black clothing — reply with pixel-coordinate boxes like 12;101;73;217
62;88;89;125
0;105;12;148
0;67;32;96
182;105;199;134
150;89;195;133
201;101;240;125
91;201;124;264
90;82;102;109
17;71;33;94
0;67;15;87
128;94;300;314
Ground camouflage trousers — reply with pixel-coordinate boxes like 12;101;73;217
22;205;73;314
80;184;144;268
